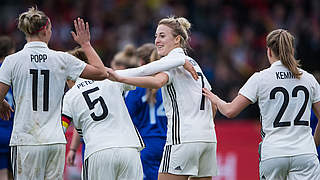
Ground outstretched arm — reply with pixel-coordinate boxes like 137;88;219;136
117;58;198;80
313;102;320;147
71;18;108;80
202;88;251;118
108;68;168;89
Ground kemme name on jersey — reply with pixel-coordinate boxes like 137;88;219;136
276;71;295;79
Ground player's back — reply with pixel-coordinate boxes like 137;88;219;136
248;61;319;160
162;55;216;145
63;78;144;160
0;42;86;146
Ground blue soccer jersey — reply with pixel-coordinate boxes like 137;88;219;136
125;87;167;180
125;87;167;139
0;62;14;169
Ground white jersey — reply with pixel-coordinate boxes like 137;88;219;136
239;60;320;161
62;78;144;160
0;41;86;146
162;48;216;145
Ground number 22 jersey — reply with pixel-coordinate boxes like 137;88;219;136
239;60;320;161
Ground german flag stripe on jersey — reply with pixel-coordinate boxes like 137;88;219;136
167;84;181;145
61;114;72;133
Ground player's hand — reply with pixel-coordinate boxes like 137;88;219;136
66;150;76;166
0;100;14;120
183;59;198;80
202;88;219;104
71;17;91;47
105;68;123;82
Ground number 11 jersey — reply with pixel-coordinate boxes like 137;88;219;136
0;42;86;146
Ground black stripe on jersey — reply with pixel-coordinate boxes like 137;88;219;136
161;145;172;173
134;126;145;147
76;128;83;137
161;146;169;172
167;84;181;144
83;158;89;180
260;115;266;139
11;146;17;179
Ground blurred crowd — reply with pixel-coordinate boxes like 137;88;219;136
1;0;319;119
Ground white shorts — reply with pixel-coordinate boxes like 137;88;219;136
11;144;65;180
259;154;320;180
82;147;143;180
159;142;218;177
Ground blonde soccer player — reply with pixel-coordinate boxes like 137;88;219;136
107;16;218;180
0;7;108;179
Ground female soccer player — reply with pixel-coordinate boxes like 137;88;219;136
108;16;218;180
61;48;144;180
202;29;320;180
0;7;108;179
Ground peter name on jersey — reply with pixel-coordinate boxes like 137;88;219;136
77;80;94;89
31;54;47;63
276;71;295;80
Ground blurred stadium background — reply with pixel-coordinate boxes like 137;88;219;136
1;0;319;179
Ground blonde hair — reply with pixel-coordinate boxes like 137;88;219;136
112;44;139;68
158;16;191;52
18;7;49;36
68;47;88;63
266;29;302;79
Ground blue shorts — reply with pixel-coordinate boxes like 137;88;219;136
0;152;11;170
141;137;166;180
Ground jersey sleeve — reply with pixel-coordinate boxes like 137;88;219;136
163;70;173;85
0;57;13;86
63;52;87;81
62;92;74;133
239;72;260;103
118;82;136;93
311;75;320;103
116;55;185;77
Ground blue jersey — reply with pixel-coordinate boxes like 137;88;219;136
125;87;167;139
125;87;167;180
0;62;14;153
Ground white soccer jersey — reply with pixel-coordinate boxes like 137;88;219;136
239;60;320;161
0;41;86;146
62;78;144;160
161;48;216;145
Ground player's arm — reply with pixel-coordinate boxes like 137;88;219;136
0;82;13;120
67;129;81;166
202;88;251;118
71;18;108;80
211;102;217;122
312;101;320;147
116;58;198;80
108;68;168;89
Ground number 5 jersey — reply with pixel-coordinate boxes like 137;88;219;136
62;78;144;161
